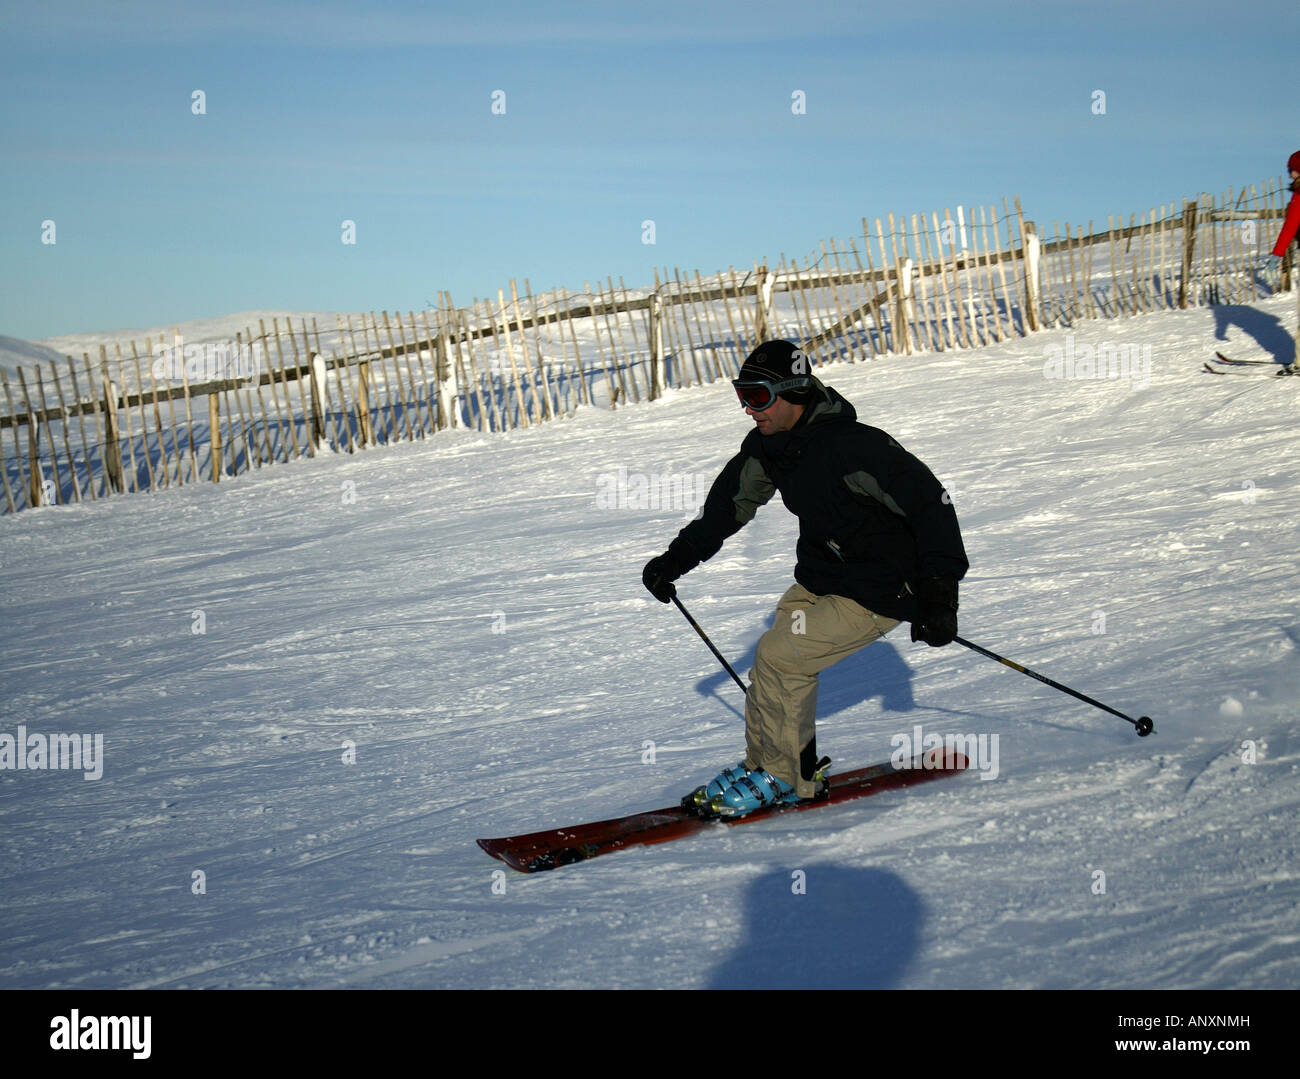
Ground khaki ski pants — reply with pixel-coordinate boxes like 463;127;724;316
744;583;900;798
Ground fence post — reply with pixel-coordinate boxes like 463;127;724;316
1022;221;1041;332
308;354;328;452
898;258;915;354
355;361;373;447
100;370;124;494
1178;198;1199;309
26;416;41;507
435;321;459;429
430;328;445;429
17;368;55;505
647;292;663;400
754;265;774;341
209;394;222;482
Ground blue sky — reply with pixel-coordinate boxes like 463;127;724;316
1;0;1296;340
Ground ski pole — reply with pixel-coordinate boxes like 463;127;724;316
669;590;748;695
953;634;1155;737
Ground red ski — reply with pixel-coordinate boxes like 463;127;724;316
478;747;969;873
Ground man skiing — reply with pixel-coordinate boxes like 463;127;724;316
642;340;969;818
1264;150;1300;373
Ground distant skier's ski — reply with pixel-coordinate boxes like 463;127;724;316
478;748;969;873
1204;362;1260;376
1212;351;1275;366
1204;360;1293;376
1209;352;1293;374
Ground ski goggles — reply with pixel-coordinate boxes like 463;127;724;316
731;376;810;411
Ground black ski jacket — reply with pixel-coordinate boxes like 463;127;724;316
675;379;968;622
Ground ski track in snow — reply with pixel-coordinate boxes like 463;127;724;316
2;296;1299;988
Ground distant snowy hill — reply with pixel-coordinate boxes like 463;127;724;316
0;334;78;377
3;313;352;381
32;311;353;358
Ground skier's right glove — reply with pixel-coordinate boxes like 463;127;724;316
642;539;700;603
910;578;959;647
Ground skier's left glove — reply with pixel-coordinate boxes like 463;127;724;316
642;538;700;603
1262;253;1283;288
910;578;959;647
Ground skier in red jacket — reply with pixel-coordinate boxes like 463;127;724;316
1266;150;1300;373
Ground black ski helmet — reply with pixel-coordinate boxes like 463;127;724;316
736;340;814;404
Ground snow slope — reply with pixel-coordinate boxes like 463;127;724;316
1;296;1298;990
0;335;76;379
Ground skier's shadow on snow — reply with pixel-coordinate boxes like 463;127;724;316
706;865;923;989
694;613;920;721
1210;304;1296;363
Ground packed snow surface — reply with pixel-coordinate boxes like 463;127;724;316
2;296;1298;989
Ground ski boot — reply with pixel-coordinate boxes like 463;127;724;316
1278;362;1299;376
707;767;804;819
683;763;752;814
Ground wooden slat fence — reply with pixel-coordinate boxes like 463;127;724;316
1;180;1292;514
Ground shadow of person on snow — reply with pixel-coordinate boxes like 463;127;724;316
1210;304;1296;364
705;864;924;990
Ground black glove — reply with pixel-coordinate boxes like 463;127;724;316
910;578;959;647
642;539;700;603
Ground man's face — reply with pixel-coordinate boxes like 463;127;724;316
746;395;804;435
